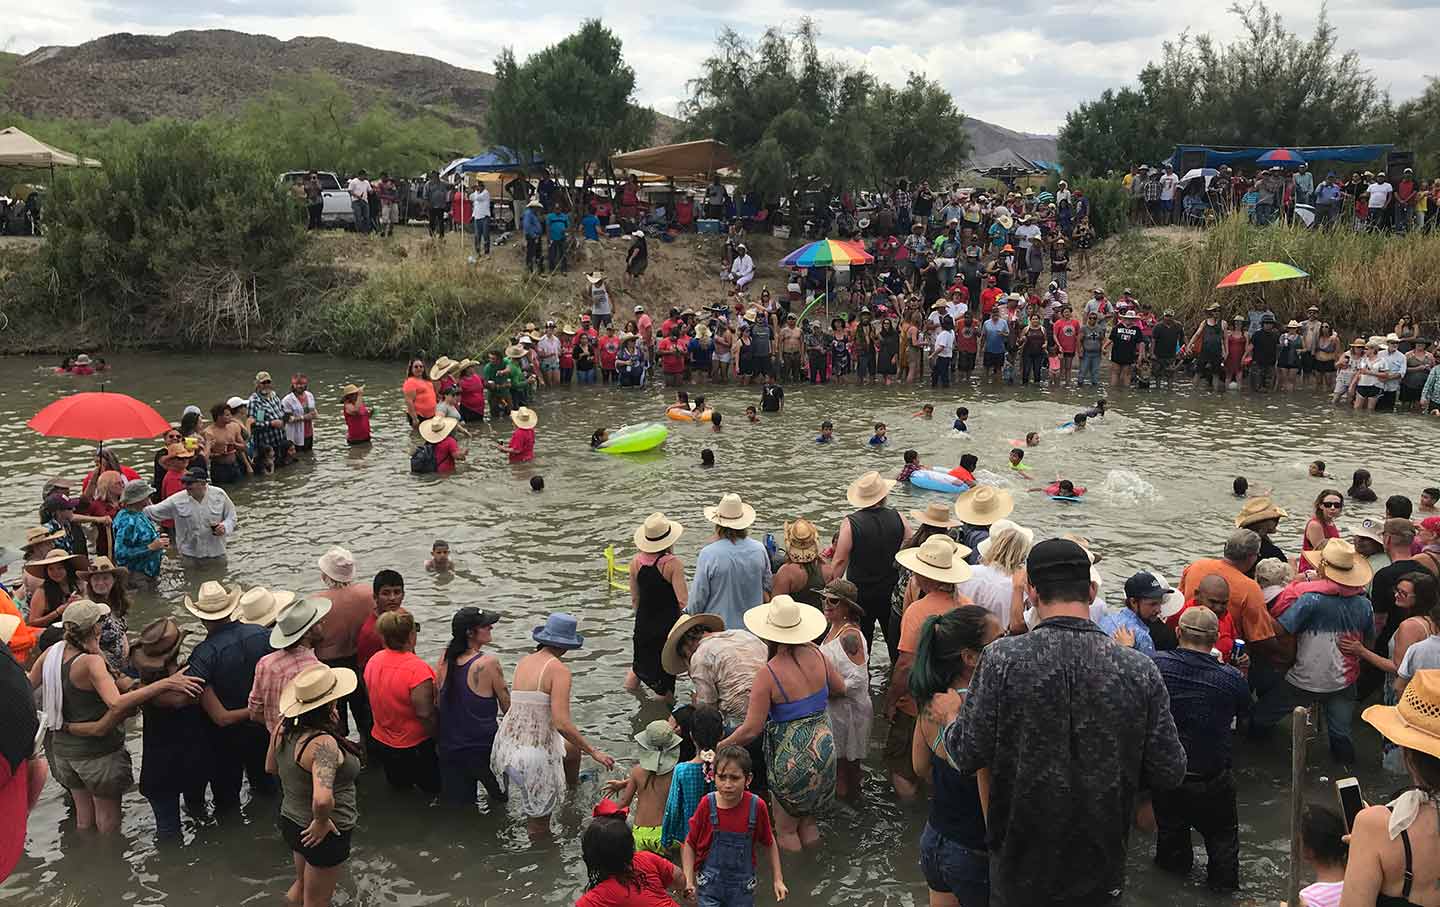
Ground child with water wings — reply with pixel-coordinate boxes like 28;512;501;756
661;707;724;850
682;745;787;904
602;719;683;854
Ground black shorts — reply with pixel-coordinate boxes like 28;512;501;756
1356;384;1381;399
1400;384;1424;403
1313;359;1336;373
956;351;976;372
279;814;352;868
983;351;1005;370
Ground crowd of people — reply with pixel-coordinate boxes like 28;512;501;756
6;414;1440;907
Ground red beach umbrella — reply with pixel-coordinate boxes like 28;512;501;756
28;391;172;443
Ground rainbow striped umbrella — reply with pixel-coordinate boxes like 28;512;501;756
1215;261;1309;288
779;239;874;268
1257;148;1305;166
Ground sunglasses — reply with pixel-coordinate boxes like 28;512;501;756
1322;501;1343;509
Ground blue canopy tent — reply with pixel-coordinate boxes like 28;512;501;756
455;148;543;173
1167;144;1393;169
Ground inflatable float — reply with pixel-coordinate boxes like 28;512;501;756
597;423;669;454
666;407;713;423
909;469;971;494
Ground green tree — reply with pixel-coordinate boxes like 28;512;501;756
486;20;654;189
1058;88;1165;176
1387;78;1440;176
868;73;972;186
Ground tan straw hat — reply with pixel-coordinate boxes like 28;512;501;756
24;550;81;577
1302;538;1375;587
270;597;333;649
847;470;896;508
418;415;459;444
340;383;365;398
953;486;1014;526
1235;497;1287;528
910;501;962;529
510;407;539;430
20;525;65;553
78;555;128;580
429;356;457;381
1363;671;1440;760
896;535;973;584
634;512;684;553
236;587;297;627
183;581;243;621
279;664;359;719
704;493;756;530
661;613;724;676
783;519;820;563
743;594;828;645
130;617;188;672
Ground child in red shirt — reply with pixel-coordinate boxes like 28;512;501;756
682;746;786;904
500;407;538;463
579;808;685;907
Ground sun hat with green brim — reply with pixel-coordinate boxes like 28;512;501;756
634;719;682;775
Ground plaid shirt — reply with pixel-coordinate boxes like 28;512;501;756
248;389;287;452
1144;177;1162;202
248;646;320;732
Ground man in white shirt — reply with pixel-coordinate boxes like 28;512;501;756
1159;165;1179;224
280;374;316;451
145;466;237;560
346;169;373;235
1377;334;1409;412
1367;177;1393;230
727;243;755;290
469;183;492;255
931;321;956;388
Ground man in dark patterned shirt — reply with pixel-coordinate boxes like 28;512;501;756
247;370;288;460
948;538;1187;906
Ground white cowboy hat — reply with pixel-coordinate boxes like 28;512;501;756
419;415;459;444
954;486;1014;526
847;471;896;509
975;519;1035;560
896;536;973;585
1303;538;1375;587
510;407;539;429
909;501;962;529
634;512;684;553
317;546;356;584
429;356;458;381
743;594;828;645
182;581;243;621
236;587;297;627
279;664;358;719
661;613;725;676
704;493;756;531
270;597;333;649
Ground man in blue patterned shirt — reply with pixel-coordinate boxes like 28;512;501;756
948;538;1187;906
247;370;288;460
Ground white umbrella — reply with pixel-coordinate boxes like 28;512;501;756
1293;205;1316;227
1180;168;1219;187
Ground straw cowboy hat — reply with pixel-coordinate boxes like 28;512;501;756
505;344;526;359
78;556;128;581
20;525;65;554
976;519;1035;560
270;597;333;649
910;501;962;529
896;535;973;584
634;512;684;553
340;383;365;398
130;617;188;673
510;407;539;430
783;519;820;563
160;442;195;463
236;586;297;627
279;664;359;720
1364;671;1440;760
23;550;81;577
743;594;828;645
1235;497;1287;528
318;546;356;584
182;581;243;621
429;356;458;381
661;613;725;676
634;719;683;775
847;471;896;509
954;486;1014;526
419;415;459;444
1303;538;1374;587
0;614;22;646
704;493;757;531
585;271;606;284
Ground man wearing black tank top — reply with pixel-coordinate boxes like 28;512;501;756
826;472;911;664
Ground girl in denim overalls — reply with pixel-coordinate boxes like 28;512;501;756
682;747;787;907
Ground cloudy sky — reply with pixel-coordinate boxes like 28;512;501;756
7;0;1438;134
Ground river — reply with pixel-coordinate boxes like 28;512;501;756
1;352;1433;907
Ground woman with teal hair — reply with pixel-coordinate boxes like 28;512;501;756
909;605;1003;907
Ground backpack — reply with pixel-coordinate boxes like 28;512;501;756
410;442;438;474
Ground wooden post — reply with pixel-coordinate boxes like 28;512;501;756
1288;705;1311;907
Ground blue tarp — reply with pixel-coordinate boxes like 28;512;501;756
456;148;543;173
1167;144;1393;169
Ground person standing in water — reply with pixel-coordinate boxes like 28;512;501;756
827;472;912;663
628;513;688;700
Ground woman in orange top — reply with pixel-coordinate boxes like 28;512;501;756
402;359;437;429
362;609;439;794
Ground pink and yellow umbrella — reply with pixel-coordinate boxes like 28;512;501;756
1215;261;1309;289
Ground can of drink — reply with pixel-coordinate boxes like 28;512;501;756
1231;639;1246;661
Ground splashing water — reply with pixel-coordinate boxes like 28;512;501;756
1098;468;1159;505
973;468;1014;488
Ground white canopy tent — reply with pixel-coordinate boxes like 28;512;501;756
0;127;102;173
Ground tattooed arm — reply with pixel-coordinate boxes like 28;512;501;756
300;734;340;846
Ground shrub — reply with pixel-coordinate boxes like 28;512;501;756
1072;177;1130;240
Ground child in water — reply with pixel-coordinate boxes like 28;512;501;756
897;449;925;483
700;449;715;468
1233;476;1249;497
530;476;544;492
953;407;969;432
1025;432;1041;446
681;746;786;903
949;454;978;484
710;412;722;432
425;540;453;572
602;719;683;854
745;406;759;423
661;706;724;850
1297;806;1347;907
1009;449;1030;472
590;428;610;449
1034;479;1085;499
869;422;888;445
1309;460;1329;478
914;404;934;420
816;420;834;443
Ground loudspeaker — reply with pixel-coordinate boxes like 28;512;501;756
1387;150;1414;182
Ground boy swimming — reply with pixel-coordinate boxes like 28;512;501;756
816;420;834;443
953;407;969;432
869;422;888;445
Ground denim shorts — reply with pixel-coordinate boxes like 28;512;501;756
920;822;989;905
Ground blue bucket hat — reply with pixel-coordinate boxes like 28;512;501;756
532;612;584;650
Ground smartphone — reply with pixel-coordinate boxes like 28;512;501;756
1336;776;1364;830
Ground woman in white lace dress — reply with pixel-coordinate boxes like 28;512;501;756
819;579;873;800
490;613;614;839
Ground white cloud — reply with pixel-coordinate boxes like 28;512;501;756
5;0;1438;133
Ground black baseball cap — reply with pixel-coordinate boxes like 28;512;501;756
1124;571;1174;600
1025;539;1091;585
452;607;501;635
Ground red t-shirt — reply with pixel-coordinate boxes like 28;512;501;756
659;339;686;374
355;613;383;673
686;792;773;868
508;428;535;463
344;403;372;443
948;466;976;483
1053;319;1081;354
956;322;979;353
1165;600;1237;662
458;374;486;413
980;287;1003;315
575;851;678;907
598;336;621;370
435;435;461;473
637;314;654;343
363;648;435;748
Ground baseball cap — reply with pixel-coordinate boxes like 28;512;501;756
62;599;111;631
255;370;273;383
226;396;248;410
1353;518;1386;545
1386;518;1418;542
1025;539;1092;586
44;493;78;512
451;606;501;636
1124;571;1174;600
1177;606;1220;636
1421;517;1440;535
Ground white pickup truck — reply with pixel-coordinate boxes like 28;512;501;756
279;171;354;227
